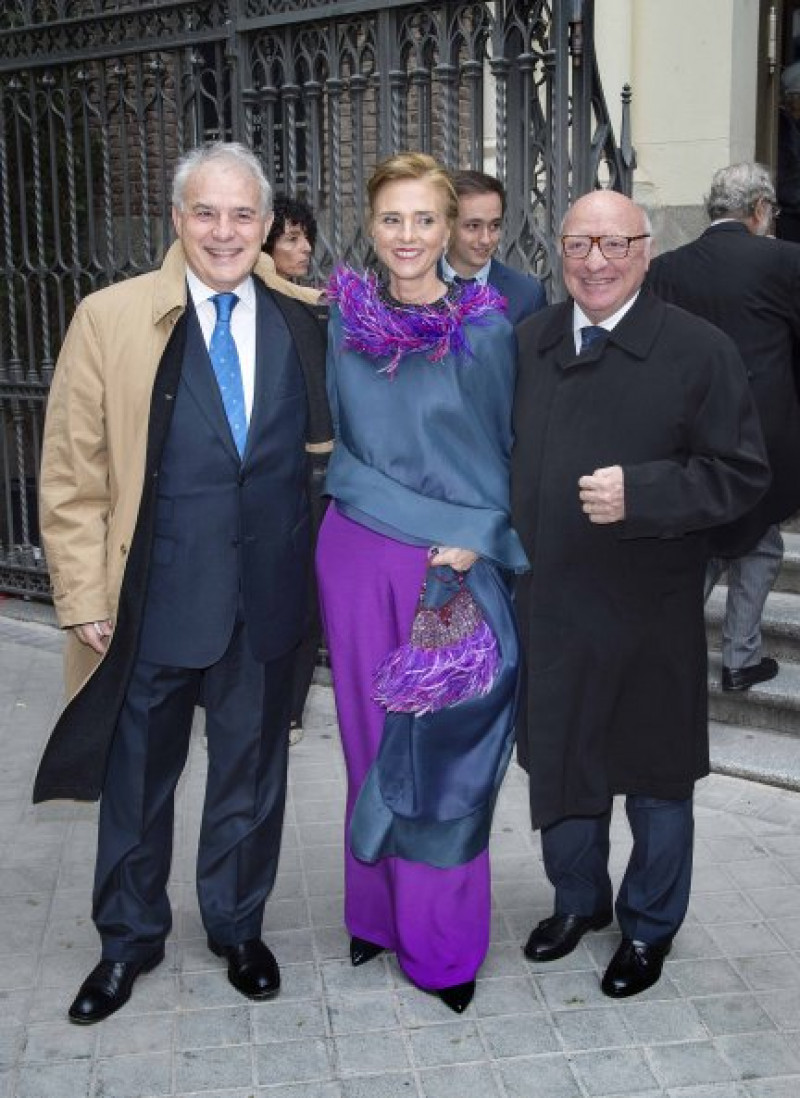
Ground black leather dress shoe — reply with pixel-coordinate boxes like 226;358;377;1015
721;657;778;692
524;911;612;963
350;936;385;967
208;937;280;1000
68;948;165;1025
601;938;670;998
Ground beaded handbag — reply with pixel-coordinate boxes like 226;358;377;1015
372;565;499;715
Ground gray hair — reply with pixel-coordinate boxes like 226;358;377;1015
171;142;272;215
705;162;775;221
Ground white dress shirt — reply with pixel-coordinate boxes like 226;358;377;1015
186;269;257;421
572;292;640;355
441;254;492;286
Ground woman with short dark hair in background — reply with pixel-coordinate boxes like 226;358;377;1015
265;194;318;282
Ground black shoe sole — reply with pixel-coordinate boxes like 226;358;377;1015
68;947;165;1025
229;978;280;1001
721;677;777;692
601;969;664;998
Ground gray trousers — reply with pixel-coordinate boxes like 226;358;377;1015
705;524;783;670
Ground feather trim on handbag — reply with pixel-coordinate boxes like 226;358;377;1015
372;566;500;715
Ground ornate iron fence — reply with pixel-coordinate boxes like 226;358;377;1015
0;0;633;598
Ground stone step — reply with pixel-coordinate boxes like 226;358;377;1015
773;531;800;594
707;650;800;736
710;719;800;792
705;584;800;663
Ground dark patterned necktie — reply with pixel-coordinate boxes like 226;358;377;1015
580;324;608;353
453;275;478;285
209;293;247;457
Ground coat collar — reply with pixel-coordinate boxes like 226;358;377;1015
151;241;322;327
538;290;667;369
703;220;750;239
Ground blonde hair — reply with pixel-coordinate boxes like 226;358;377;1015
367;153;458;225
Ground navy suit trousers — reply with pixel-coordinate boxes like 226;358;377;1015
541;795;694;946
92;620;294;961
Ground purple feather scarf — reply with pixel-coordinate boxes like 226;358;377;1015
327;265;506;376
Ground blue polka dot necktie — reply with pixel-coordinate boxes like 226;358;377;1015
209;293;247;457
580;324;608;353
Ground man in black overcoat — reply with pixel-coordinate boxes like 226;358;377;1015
648;162;800;692
512;191;769;998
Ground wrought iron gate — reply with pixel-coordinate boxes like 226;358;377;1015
0;0;633;599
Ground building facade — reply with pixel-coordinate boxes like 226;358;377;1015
595;0;799;248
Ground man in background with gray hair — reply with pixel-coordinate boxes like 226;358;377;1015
35;142;330;1023
649;162;800;692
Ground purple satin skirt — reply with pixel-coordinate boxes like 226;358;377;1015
316;506;491;989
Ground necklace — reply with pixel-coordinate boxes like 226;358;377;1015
327;265;505;376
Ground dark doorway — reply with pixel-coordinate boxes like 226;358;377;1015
770;0;800;240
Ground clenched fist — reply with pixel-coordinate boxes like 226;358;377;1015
578;465;625;524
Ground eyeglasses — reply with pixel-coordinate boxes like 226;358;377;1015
561;234;651;260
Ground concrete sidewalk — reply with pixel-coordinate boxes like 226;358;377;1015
1;614;799;1098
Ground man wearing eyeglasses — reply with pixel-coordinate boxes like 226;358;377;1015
511;190;769;998
648;162;800;697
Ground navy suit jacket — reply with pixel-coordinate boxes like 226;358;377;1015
32;280;328;802
487;258;547;325
438;257;546;325
138;283;311;667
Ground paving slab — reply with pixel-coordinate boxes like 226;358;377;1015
0;614;799;1097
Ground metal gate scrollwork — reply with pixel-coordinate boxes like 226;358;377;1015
0;0;634;598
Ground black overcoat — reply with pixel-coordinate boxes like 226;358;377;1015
33;291;330;804
511;292;770;830
648;222;800;555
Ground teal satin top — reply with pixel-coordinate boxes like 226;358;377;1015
324;303;529;573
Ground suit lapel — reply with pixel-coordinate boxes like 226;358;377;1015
270;291;332;445
244;282;294;462
535;302;583;371
488;259;505;293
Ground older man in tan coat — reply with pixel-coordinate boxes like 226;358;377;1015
36;142;331;1024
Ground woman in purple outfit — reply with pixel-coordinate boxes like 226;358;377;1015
316;153;527;1013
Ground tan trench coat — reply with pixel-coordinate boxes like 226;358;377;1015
40;241;321;702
